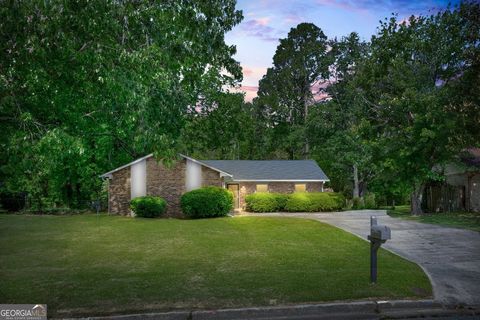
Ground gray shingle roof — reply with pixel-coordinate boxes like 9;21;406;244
200;160;329;181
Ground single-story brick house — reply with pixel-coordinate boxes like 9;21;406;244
100;154;329;216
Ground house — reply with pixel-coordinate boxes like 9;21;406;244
100;154;329;216
424;148;480;213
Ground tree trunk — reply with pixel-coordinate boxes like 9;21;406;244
353;164;360;198
410;183;425;215
304;94;309;159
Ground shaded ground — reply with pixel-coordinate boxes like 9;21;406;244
386;205;480;232
0;214;430;317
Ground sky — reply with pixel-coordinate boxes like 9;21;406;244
225;0;459;101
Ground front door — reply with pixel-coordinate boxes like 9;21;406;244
227;184;240;210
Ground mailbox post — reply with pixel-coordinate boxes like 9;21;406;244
367;216;391;283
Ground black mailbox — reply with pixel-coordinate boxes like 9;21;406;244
367;216;391;283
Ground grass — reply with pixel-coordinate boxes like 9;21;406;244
0;214;431;317
386;205;480;232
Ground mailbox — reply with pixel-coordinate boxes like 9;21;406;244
367;216;391;283
370;224;391;241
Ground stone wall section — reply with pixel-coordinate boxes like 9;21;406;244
108;167;131;215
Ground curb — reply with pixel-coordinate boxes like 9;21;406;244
61;299;480;320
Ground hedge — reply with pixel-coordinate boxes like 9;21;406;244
245;192;288;212
285;192;344;212
246;192;344;213
130;196;167;218
181;186;233;218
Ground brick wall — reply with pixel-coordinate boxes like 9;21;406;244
108;167;131;215
107;157;224;217
146;157;186;217
202;166;223;187
307;182;324;192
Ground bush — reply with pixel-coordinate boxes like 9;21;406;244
181;186;233;218
285;192;344;212
130;196;167;218
364;193;377;209
352;197;364;210
245;193;288;212
246;192;344;213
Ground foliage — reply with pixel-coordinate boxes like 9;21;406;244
254;23;330;159
246;192;344;213
351;3;480;214
352;197;364;210
284;192;344;212
0;1;243;209
245;193;288;212
130;196;167;218
180;186;233;218
179;92;258;159
364;193;377;209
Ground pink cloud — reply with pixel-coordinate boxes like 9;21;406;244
231;85;258;102
255;17;271;26
240;18;279;42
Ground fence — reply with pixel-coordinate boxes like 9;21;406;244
423;183;465;213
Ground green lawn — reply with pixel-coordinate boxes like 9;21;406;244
0;214;431;317
387;205;480;232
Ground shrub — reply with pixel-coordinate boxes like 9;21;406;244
246;192;345;213
130;196;167;218
181;186;233;218
352;197;364;210
284;192;344;212
245;193;288;212
364;193;377;209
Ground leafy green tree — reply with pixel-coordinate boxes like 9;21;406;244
0;1;243;208
353;2;480;214
307;33;373;198
255;23;330;159
179;92;257;160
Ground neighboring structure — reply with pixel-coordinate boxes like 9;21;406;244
100;154;329;216
424;148;480;213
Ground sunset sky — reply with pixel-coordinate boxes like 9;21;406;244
225;0;460;101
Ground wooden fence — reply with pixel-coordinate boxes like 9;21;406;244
423;183;465;213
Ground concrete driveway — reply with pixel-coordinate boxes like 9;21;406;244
243;210;480;306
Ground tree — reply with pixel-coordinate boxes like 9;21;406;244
0;1;243;208
307;33;373;199
179;92;257;160
254;23;330;159
353;2;480;214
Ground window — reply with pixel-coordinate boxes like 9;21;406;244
256;184;268;192
295;184;306;192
